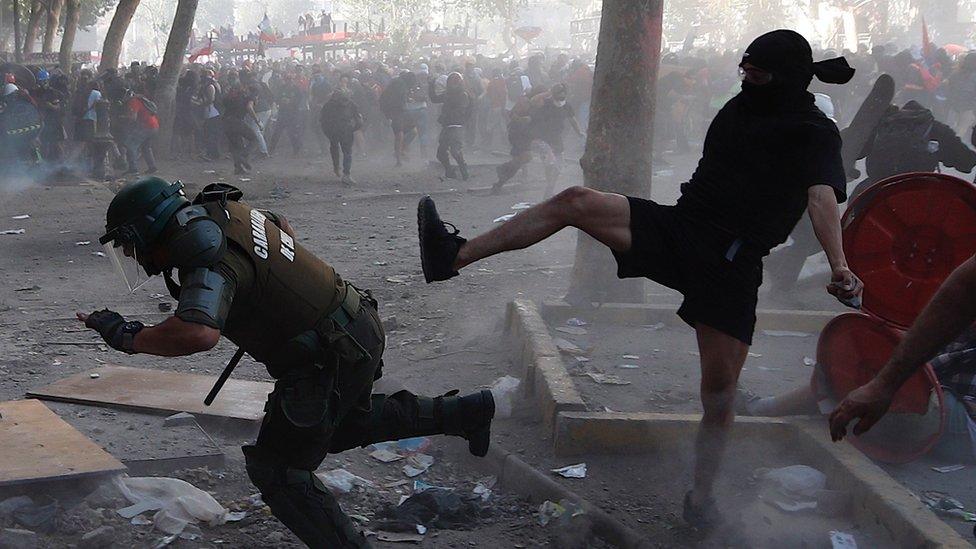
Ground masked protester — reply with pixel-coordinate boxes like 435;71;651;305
428;72;472;180
416;29;862;530
79;177;495;549
34;69;67;162
320;75;363;184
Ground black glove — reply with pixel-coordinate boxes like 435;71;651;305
84;309;144;354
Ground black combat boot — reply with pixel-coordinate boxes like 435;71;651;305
435;389;495;457
417;196;466;283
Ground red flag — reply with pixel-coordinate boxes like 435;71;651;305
921;17;932;58
188;44;213;63
259;14;277;43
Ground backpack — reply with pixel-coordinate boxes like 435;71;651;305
867;106;937;177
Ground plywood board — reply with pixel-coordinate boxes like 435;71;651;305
0;400;126;486
28;365;273;422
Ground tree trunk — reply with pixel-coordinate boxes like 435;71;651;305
156;0;198;157
99;0;141;72
13;0;23;62
22;0;42;54
564;0;663;305
59;0;80;72
42;0;64;53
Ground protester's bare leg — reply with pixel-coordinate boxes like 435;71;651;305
690;323;749;506
454;187;632;270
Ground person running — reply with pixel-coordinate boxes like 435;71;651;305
417;30;863;529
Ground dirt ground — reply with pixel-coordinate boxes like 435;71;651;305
1;141;974;547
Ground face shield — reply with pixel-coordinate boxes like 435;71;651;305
102;239;150;293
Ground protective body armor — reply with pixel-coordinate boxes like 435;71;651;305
201;200;345;363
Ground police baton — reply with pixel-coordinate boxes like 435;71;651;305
205;347;246;406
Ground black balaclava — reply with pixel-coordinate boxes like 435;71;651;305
739;29;855;112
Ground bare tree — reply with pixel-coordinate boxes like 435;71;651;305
155;0;197;156
22;0;43;54
59;0;80;72
42;0;64;53
564;0;663;304
98;0;141;72
13;0;23;62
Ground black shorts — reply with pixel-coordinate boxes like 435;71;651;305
390;115;416;134
611;197;763;344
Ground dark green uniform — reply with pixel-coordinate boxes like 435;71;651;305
166;199;491;549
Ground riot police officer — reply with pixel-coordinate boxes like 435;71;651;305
78;176;495;548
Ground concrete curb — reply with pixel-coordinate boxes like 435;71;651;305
506;300;587;434
507;299;972;548
446;438;651;548
540;300;839;333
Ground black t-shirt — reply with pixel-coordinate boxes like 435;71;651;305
532;99;574;143
676;94;847;255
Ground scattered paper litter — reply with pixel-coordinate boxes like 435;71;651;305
585;373;631;385
317;469;374;493
12;215;29;220
762;330;812;338
565;317;587;327
493;214;516;223
829;531;857;549
511;202;533;210
748;352;762;358
403;453;435;477
642;323;665;331
412;480;452;493
622;354;639;360
803;357;816;367
369;448;403;463
376;531;424;543
555;326;587;336
75;241;91;246
90;373;101;379
551;463;587;479
92;251;106;257
385;276;408;284
1;229;25;235
931;464;966;473
617;364;640;369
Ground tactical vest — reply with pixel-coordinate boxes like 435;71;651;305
206;200;345;361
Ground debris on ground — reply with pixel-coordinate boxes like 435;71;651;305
12;214;29;220
565;318;587;327
493;214;516;223
114;475;230;534
921;491;976;521
317;469;374;494
584;373;631;386
537;500;584;526
551;463;587;479
78;525;115;549
829;530;858;549
641;323;666;331
756;465;827;513
617;364;640;369
0;528;38;549
931;464;966;473
403;454;435;477
555;326;587;336
373;488;483;532
1;229;26;235
489;375;521;418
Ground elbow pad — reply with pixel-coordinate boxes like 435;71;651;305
175;268;232;329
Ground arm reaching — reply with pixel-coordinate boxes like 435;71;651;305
807;184;863;307
829;256;976;440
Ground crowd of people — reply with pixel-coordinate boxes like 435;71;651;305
2;41;975;190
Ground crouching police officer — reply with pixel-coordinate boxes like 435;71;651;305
77;176;495;548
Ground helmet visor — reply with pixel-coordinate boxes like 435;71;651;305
103;241;150;293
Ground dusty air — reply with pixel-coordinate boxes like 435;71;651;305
1;0;976;546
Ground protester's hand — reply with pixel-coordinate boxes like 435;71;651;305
827;266;863;308
828;379;895;441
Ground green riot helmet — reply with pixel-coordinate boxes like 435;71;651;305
98;176;189;290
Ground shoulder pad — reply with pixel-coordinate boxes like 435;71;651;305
192;183;243;206
168;206;226;268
